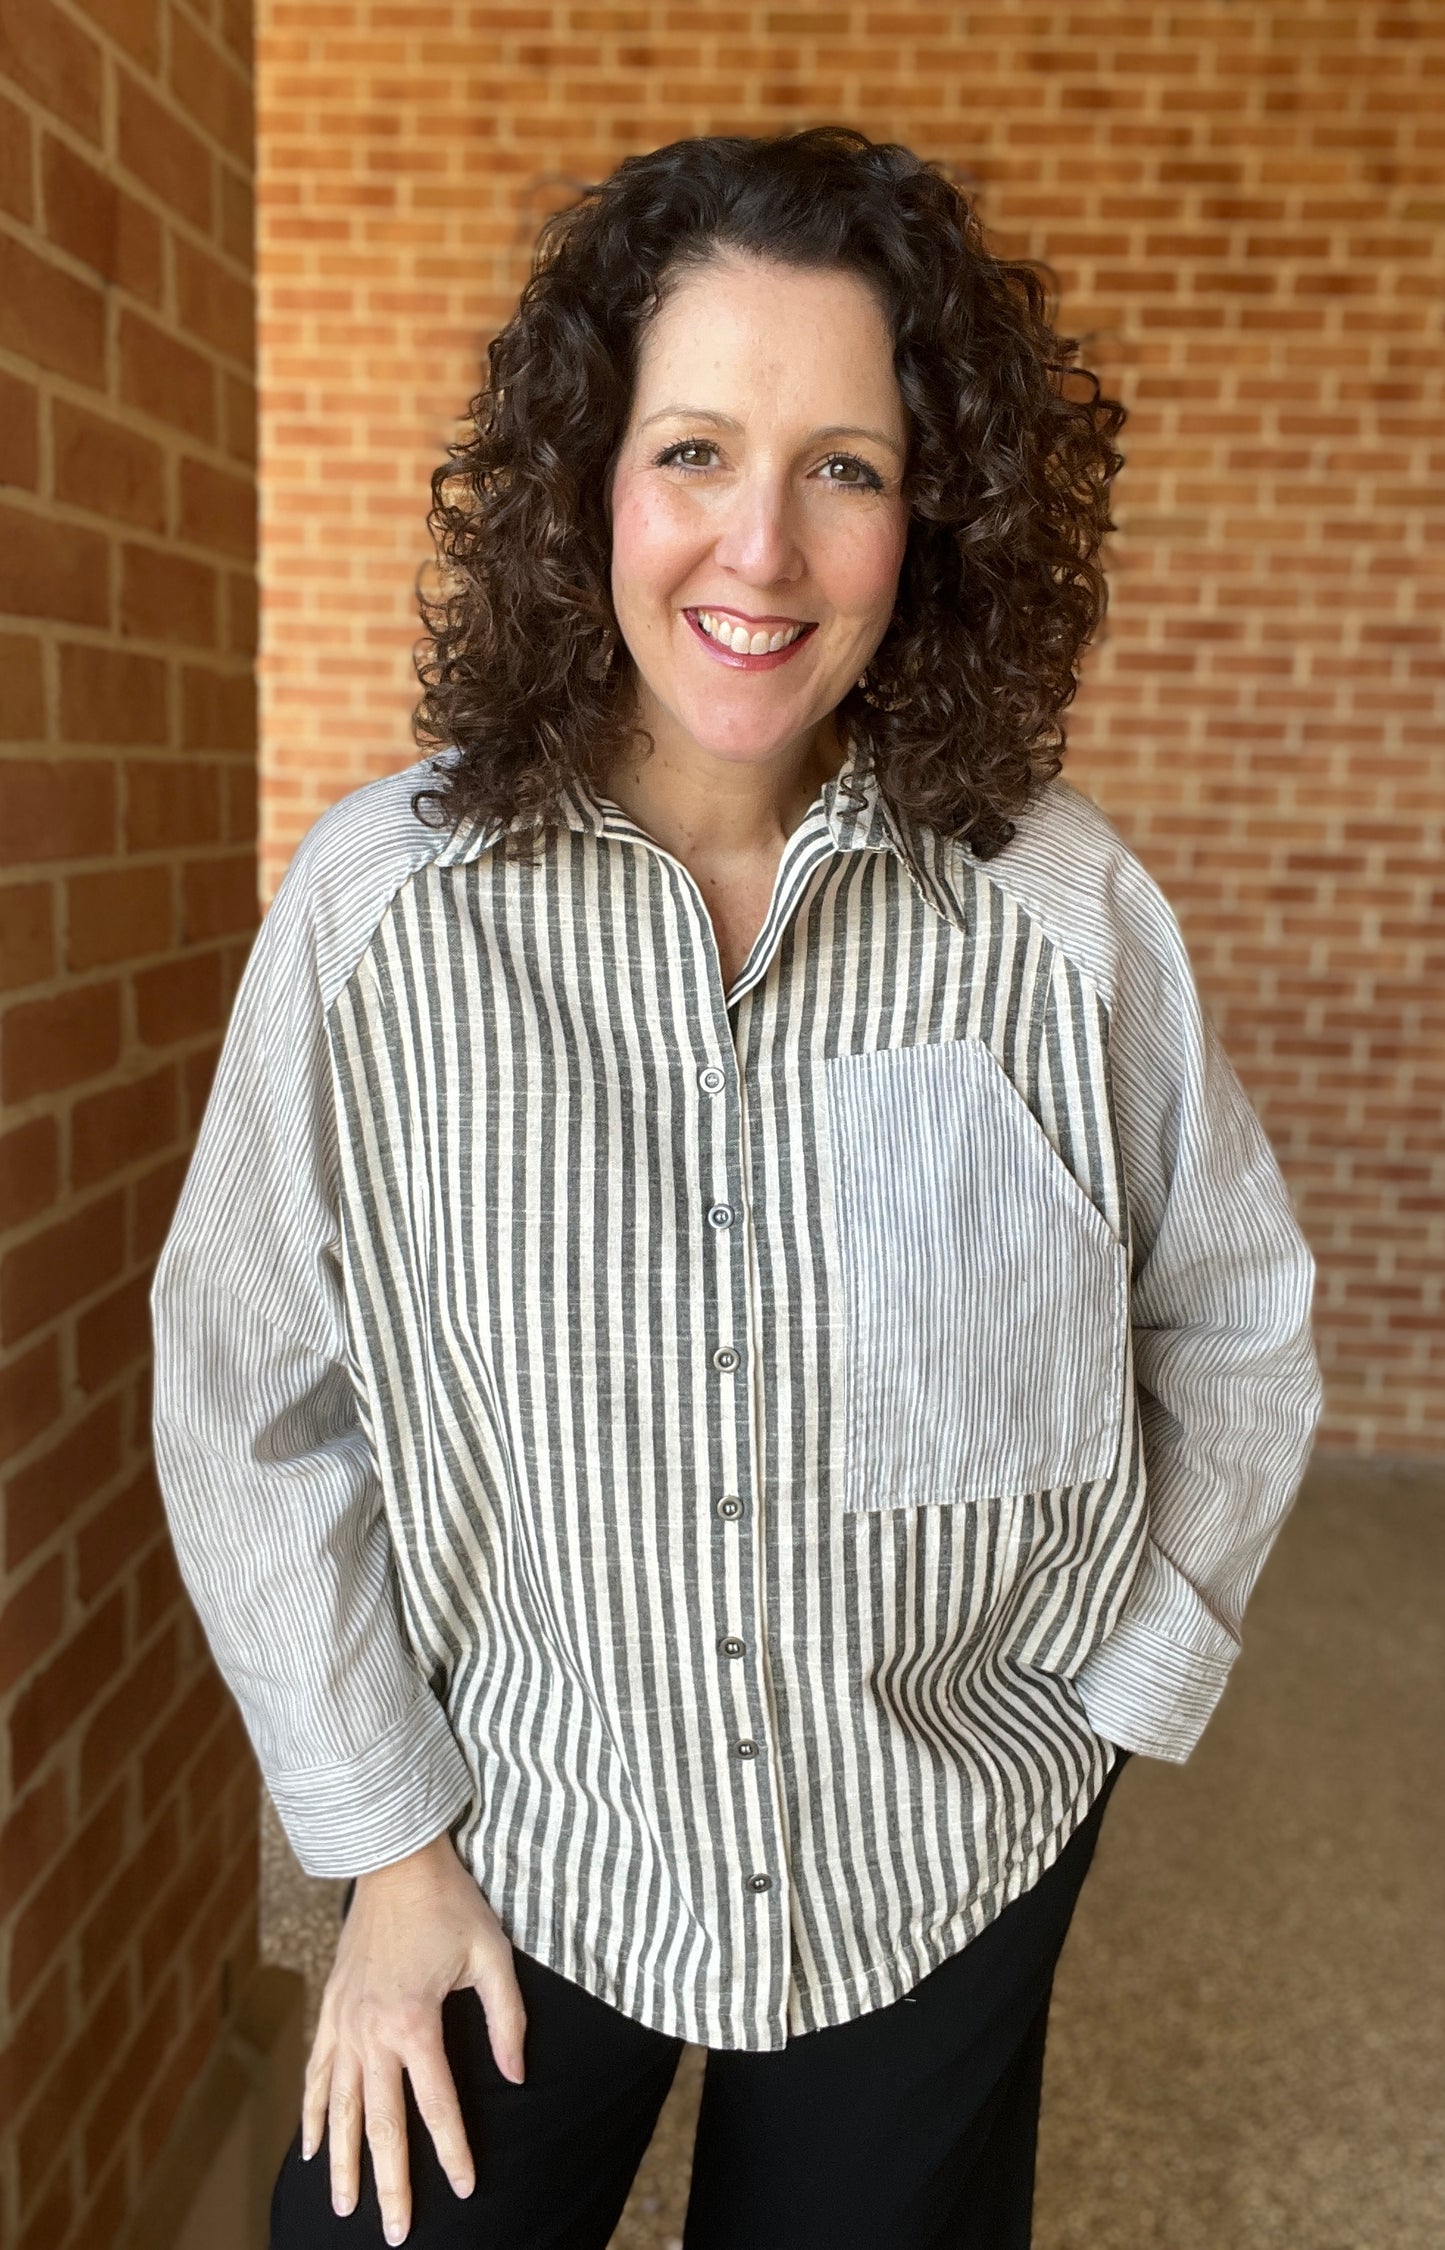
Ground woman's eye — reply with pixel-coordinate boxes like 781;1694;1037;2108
818;454;884;492
657;441;718;470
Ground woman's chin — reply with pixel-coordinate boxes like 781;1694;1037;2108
668;702;827;769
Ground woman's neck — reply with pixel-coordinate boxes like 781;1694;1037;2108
602;709;847;869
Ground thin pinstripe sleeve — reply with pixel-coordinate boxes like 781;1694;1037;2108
151;772;473;1876
987;788;1324;1760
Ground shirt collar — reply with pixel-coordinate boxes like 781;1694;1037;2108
433;736;924;875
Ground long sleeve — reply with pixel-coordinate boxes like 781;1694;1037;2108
151;783;472;1875
1071;847;1325;1761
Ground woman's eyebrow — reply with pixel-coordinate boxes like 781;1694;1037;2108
813;423;906;457
640;406;904;455
639;405;743;431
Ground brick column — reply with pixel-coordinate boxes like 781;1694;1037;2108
0;1;262;2243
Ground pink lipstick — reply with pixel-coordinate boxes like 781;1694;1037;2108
684;607;818;671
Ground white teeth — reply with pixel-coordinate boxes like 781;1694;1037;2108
695;611;805;653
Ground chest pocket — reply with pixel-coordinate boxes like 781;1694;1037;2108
823;1036;1128;1512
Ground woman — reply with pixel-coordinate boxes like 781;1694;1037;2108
152;129;1322;2249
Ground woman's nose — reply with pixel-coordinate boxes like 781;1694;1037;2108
711;474;804;587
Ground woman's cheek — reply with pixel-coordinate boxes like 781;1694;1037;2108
824;515;908;627
610;480;703;608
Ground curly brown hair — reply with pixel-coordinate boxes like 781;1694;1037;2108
413;127;1127;861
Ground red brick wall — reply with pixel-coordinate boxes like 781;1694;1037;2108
0;0;261;2242
257;6;1442;1449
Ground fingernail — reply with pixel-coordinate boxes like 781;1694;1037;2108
448;2175;474;2200
333;2198;354;2218
300;2137;314;2162
385;2225;406;2246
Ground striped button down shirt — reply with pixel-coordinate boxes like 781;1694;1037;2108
151;744;1322;2051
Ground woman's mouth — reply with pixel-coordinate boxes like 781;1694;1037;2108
684;608;817;669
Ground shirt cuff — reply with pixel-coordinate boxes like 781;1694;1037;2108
265;1694;473;1877
1075;1610;1236;1765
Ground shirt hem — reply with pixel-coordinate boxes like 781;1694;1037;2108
462;1746;1115;2053
781;1744;1115;2035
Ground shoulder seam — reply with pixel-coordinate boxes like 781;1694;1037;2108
273;766;448;1016
955;782;1191;1025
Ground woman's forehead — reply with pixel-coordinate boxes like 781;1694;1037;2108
631;255;904;434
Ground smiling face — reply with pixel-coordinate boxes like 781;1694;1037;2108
608;253;911;780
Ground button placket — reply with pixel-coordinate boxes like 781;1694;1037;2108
691;1011;786;1976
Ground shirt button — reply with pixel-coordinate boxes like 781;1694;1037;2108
698;1065;727;1094
718;1635;746;1658
716;1495;744;1520
711;1345;740;1373
747;1873;772;1893
735;1739;759;1759
706;1202;735;1230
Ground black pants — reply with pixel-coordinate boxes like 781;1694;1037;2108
272;1757;1128;2250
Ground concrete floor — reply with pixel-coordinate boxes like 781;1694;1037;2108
261;1455;1443;2246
